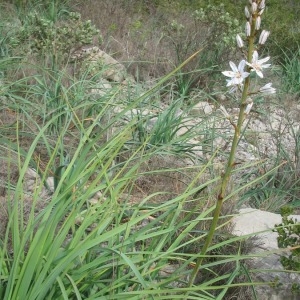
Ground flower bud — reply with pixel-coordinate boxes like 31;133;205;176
245;22;251;36
259;30;270;44
251;2;258;13
236;34;244;48
245;6;251;19
259;0;265;9
259;83;276;95
244;101;253;115
255;16;261;30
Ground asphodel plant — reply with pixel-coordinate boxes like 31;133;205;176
188;0;276;287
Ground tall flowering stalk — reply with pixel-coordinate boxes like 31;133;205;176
188;0;275;287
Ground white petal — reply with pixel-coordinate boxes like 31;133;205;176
241;72;250;78
222;71;235;77
229;61;238;72
261;63;271;69
261;83;272;89
238;60;246;72
226;79;235;87
252;51;259;61
258;57;270;64
256;70;264;78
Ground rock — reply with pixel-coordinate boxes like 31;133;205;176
46;177;54;193
232;208;295;249
89;79;113;98
72;46;135;83
233;208;300;299
190;101;213;115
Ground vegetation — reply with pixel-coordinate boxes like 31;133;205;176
274;206;300;294
0;0;299;299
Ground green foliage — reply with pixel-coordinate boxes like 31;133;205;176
279;45;300;96
1;0;300;298
239;108;300;212
132;99;199;155
0;65;255;300
159;3;240;95
274;206;300;294
16;12;99;62
264;1;300;61
274;206;300;271
192;4;240;51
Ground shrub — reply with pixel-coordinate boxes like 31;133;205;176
10;11;100;66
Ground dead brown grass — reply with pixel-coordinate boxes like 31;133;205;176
72;0;216;85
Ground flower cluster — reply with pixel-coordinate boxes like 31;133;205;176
222;0;275;101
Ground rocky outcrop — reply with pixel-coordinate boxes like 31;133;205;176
233;208;300;300
72;46;135;84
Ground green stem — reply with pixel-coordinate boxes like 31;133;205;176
187;12;257;290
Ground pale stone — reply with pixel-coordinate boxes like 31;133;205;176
73;46;130;83
233;208;299;249
190;101;213;116
46;177;54;192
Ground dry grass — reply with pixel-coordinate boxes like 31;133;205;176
71;0;220;86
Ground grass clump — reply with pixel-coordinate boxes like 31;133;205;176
279;45;300;96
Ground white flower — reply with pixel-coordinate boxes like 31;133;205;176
259;83;276;95
258;30;270;45
236;34;244;48
246;51;271;78
245;22;251;36
222;60;250;86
